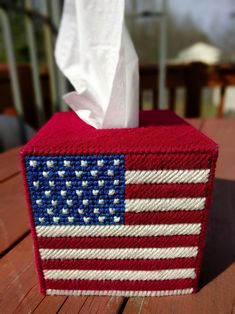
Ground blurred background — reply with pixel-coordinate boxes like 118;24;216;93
1;0;235;151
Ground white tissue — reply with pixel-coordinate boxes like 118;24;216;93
55;0;139;129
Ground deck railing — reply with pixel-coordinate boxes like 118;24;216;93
140;62;235;117
1;0;234;150
0;0;169;146
0;0;68;145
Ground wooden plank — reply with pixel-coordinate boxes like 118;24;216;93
57;296;88;313
201;118;235;180
59;296;124;314
0;235;42;313
140;63;235;89
0;174;29;255
123;263;235;313
0;234;124;313
13;285;44;314
77;296;124;314
0;147;20;182
140;63;235;113
32;296;68;314
0;235;67;313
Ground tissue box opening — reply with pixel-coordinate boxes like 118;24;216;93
20;110;218;297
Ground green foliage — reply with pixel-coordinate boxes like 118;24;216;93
0;3;46;63
127;10;211;64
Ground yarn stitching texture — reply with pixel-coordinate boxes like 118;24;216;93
25;155;125;226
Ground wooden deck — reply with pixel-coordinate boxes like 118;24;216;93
1;118;235;313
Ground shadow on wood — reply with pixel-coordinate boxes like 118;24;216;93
199;178;235;288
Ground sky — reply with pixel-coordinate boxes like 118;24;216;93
168;0;235;35
126;0;235;50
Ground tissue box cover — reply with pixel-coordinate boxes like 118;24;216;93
20;110;218;297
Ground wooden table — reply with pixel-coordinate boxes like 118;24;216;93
1;118;235;314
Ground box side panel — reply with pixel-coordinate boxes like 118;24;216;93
21;150;217;296
193;150;218;291
20;151;46;294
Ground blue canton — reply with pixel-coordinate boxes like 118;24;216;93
25;155;125;226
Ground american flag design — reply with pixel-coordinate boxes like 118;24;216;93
25;153;212;297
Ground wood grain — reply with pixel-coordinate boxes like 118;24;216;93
0;174;29;255
0;147;20;182
0;235;67;314
12;285;44;314
58;296;125;314
0;233;125;314
0;235;40;313
201;118;235;181
32;296;68;314
76;296;124;314
123;261;235;314
58;296;88;313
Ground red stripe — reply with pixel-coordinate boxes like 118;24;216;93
126;183;207;199
38;235;199;249
42;257;196;271
45;278;194;291
125;153;210;170
125;211;204;225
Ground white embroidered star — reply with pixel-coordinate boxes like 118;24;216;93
29;160;37;167
64;160;71;167
46;160;54;168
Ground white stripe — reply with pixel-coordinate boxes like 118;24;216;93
40;246;198;260
44;268;196;281
125;169;210;184
125;197;206;212
46;288;194;297
36;223;201;237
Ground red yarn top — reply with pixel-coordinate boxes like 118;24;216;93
21;110;217;155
